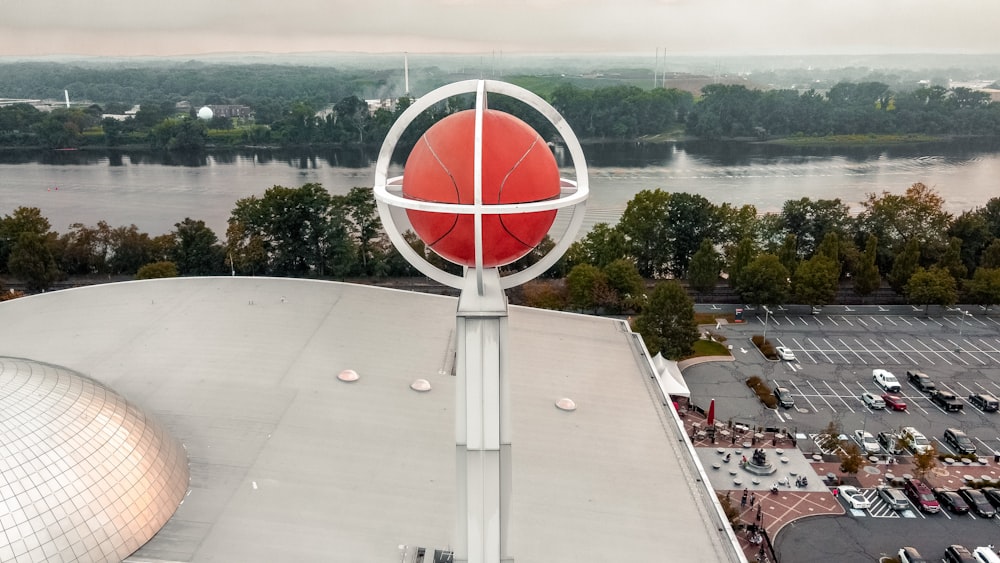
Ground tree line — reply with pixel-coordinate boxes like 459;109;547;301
6;70;1000;151
4;181;1000;359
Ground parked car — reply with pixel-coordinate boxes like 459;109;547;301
877;485;910;511
898;546;931;563
901;427;933;455
903;478;940;513
981;487;1000;509
873;369;901;392
944;428;977;455
882;393;907;411
906;370;937;392
877;431;905;455
854;429;880;455
969;393;1000;413
932;390;965;412
934;487;970;514
774;387;794;409
972;546;1000;563
837;485;871;510
945;544;976;563
958;487;995;518
775;346;796;361
861;392;885;409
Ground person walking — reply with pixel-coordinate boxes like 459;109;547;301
750;492;756;507
741;488;748;508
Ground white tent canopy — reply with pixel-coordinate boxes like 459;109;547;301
652;352;690;398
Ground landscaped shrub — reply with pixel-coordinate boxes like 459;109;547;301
746;376;763;389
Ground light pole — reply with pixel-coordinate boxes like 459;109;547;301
762;306;772;344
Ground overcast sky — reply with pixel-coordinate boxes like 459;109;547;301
1;0;998;58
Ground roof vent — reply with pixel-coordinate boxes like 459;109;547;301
338;369;360;382
555;397;577;411
411;378;432;392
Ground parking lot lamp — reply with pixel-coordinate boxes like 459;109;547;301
762;306;771;343
959;309;969;337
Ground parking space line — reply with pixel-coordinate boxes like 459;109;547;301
841;381;861;407
857;318;869;327
813;316;825;327
870;317;882;327
806;338;835;363
930;338;970;366
898;339;935;365
943;317;959;327
978;339;1000;360
792;338;818;363
881;316;897;326
825;381;855;412
913;338;952;365
869;339;899;364
975;437;997;455
884;340;917;365
896;316;913;326
986;317;1000;327
950;339;988;366
827;317;839;326
803;381;833;412
837;338;867;363
912;317;928;326
790;380;821;413
819;338;849;363
972;316;989;327
927;317;944;327
854;338;883;363
839;316;854;326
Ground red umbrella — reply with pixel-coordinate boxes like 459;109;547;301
706;398;716;427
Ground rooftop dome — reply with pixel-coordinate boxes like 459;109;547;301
0;358;189;562
197;106;213;120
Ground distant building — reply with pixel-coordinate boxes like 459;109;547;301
205;104;252;119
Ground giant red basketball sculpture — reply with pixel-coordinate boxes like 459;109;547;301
402;109;560;267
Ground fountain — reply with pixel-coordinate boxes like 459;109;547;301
742;448;777;476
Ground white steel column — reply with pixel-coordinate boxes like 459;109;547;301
455;268;512;563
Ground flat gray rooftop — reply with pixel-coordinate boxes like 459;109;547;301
0;278;732;562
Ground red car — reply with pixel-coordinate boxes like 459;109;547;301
882;393;907;411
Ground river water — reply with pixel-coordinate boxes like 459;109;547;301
1;139;998;237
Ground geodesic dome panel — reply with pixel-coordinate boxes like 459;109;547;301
0;358;189;562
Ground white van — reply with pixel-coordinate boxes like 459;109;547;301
974;546;1000;563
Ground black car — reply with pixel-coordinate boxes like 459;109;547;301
934;487;970;514
983;487;1000;507
944;428;976;455
969;393;1000;412
957;487;995;517
774;387;794;409
944;544;976;563
906;370;936;392
931;390;964;412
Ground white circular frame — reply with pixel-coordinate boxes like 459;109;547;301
372;79;589;290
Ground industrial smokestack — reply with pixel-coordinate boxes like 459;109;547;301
64;89;70;108
404;52;410;96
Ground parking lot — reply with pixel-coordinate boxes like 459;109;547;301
687;306;1000;561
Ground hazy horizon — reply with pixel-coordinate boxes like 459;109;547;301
2;0;999;59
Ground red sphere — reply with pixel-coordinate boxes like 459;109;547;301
402;109;560;267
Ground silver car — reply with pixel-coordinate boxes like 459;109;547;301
877;485;909;510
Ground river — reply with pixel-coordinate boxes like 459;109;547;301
1;139;999;237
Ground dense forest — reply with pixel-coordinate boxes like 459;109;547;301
2;61;1000;150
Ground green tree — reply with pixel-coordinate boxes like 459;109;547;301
172;218;224;275
633;280;698;359
333;187;380;276
7;231;60;291
603;258;645;312
136;261;179;279
912;445;938;479
665;192;720;277
687;239;721;297
0;207;54;274
839;443;866;477
617;189;671;278
888;238;921;294
566;263;608;313
777;234;798;277
905;266;958;315
735;254;789;308
793;254;840;309
577;223;628;268
852;235;881;302
938;237;968;281
983;239;1000;269
727;236;757;291
780;198;852;258
228;183;347;276
857;183;952;271
966;268;1000;311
